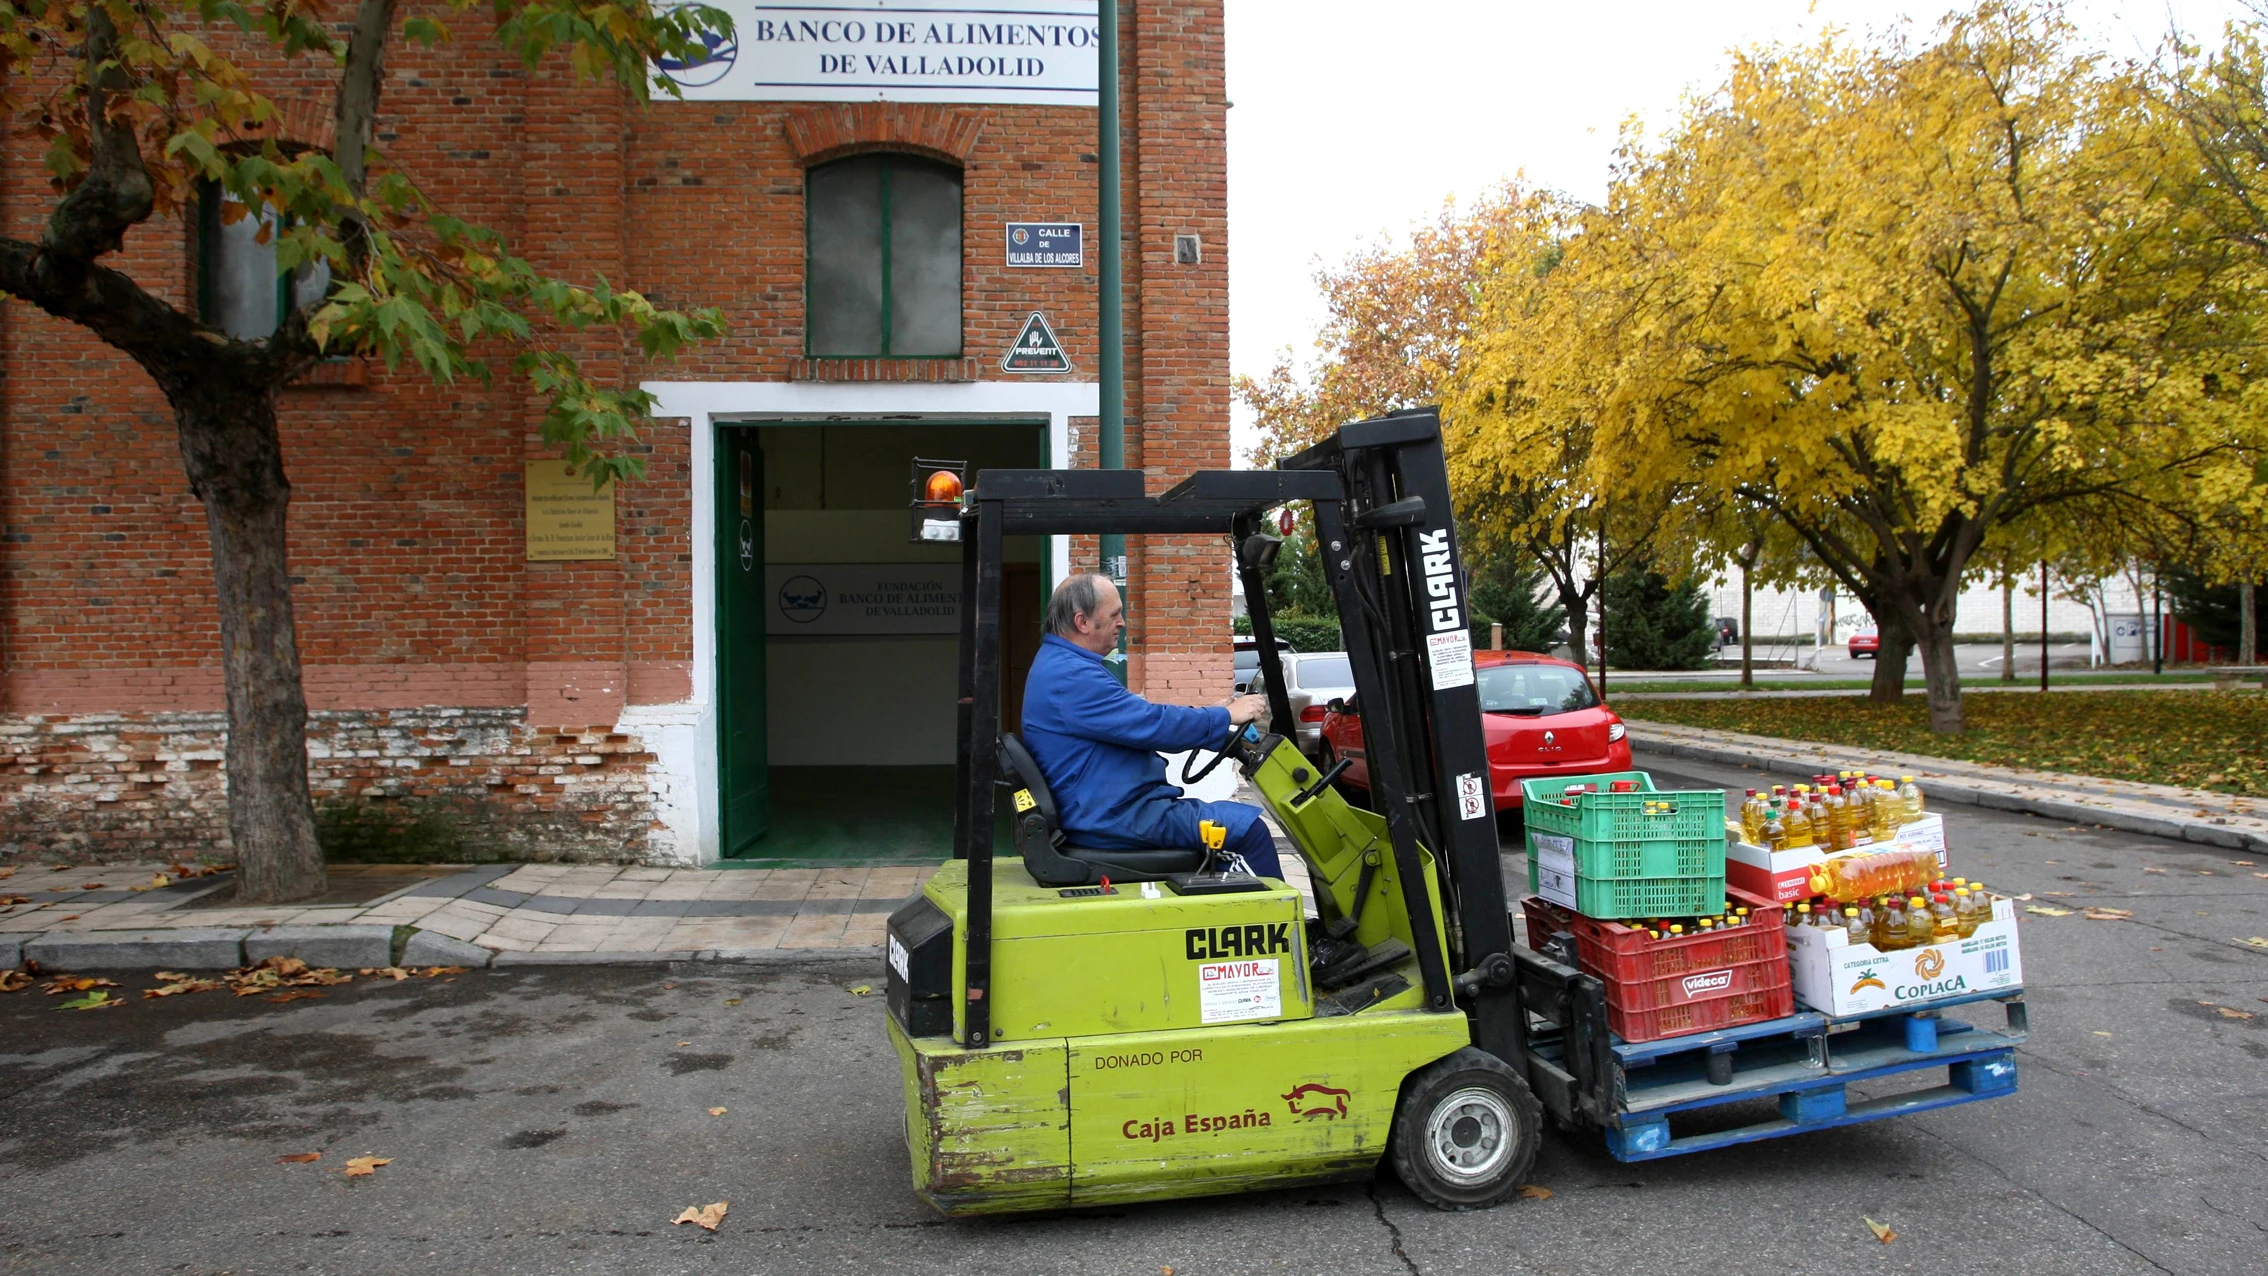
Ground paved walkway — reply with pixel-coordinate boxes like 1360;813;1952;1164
1612;681;2220;700
1627;719;2268;853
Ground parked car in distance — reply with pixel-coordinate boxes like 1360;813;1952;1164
1848;627;1880;659
1279;651;1356;757
1318;650;1630;817
1232;635;1294;695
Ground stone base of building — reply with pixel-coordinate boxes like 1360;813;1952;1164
0;708;660;866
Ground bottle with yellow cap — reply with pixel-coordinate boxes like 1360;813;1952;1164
1903;895;1937;948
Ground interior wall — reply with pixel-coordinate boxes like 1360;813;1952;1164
758;424;1042;768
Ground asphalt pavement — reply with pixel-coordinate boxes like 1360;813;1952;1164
2;752;2263;1275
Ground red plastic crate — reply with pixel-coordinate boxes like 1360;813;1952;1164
1520;886;1795;1043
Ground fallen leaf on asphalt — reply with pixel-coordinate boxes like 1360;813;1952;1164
0;866;13;879
0;971;30;993
2011;893;2033;901
676;1040;691;1047
1865;1217;1897;1244
723;998;741;1006
359;967;411;981
0;895;27;906
56;991;117;1011
2216;1007;2255;1020
78;883;104;890
57;915;78;922
2141;867;2166;874
227;956;352;996
43;976;118;995
2092;1031;2113;1037
267;990;326;1004
1162;1267;1175;1276
2253;873;2268;880
128;874;173;893
342;1156;391;1178
672;1201;728;1231
2026;905;2074;917
849;984;872;996
2042;890;2072;897
2084;908;2134;921
708;1107;728;1117
420;966;467;977
2238;938;2268;951
144;975;222;998
277;1152;322;1164
2236;861;2257;867
1517;1184;1553;1200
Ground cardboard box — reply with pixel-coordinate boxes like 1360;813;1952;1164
1787;896;2023;1017
1725;813;1950;903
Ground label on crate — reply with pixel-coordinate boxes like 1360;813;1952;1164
1197;958;1281;1024
1674;969;1736;1003
1532;834;1578;910
1896;814;1948;869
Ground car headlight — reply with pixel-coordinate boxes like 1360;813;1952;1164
1607;722;1627;742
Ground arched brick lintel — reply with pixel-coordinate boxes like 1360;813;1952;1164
240;98;339;153
783;104;985;168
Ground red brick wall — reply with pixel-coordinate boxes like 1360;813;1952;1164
0;2;1230;858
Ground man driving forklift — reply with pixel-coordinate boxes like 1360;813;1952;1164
1020;571;1282;878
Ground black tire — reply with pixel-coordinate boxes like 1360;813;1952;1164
1388;1048;1542;1210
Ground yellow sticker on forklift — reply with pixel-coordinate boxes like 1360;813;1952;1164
1012;789;1036;812
1198;958;1282;1024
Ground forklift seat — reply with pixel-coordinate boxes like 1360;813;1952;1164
996;734;1208;886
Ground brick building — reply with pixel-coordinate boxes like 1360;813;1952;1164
0;1;1231;866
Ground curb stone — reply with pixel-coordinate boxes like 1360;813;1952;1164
490;951;688;967
22;928;249;971
1630;736;2268;855
243;924;394;969
400;930;495;969
1;935;22;970
699;945;885;964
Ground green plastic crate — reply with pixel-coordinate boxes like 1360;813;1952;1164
1521;770;1728;919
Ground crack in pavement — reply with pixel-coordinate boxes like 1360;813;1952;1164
2012;1046;2268;1165
1366;1182;1422;1276
1906;1120;2177;1275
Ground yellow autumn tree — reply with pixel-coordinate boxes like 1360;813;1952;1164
1535;1;2264;732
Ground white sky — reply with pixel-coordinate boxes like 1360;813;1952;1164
1223;0;2255;461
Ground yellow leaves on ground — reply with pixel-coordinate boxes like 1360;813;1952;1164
672;1202;728;1231
277;1152;322;1164
2239;937;2268;950
0;971;29;993
1626;692;2268;797
1866;1217;1898;1244
343;1156;391;1178
707;1107;728;1117
2084;908;2135;921
56;991;118;1011
2027;905;2076;917
848;985;872;997
228;957;351;997
1517;1184;1553;1201
2198;1001;2257;1021
358;966;467;981
44;976;118;995
145;973;222;998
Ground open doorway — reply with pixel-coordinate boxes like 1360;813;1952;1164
713;421;1047;863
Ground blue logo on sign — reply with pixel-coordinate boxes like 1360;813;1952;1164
778;575;827;623
657;9;737;88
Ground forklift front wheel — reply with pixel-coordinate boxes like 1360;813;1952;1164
1388;1048;1541;1210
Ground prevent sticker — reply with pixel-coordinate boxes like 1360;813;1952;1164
1198;958;1282;1024
1425;630;1475;690
1457;772;1488;821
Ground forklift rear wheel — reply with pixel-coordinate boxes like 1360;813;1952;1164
1388;1048;1541;1210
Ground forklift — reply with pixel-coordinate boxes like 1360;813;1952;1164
883;407;1623;1214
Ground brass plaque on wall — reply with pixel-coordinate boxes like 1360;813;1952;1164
525;460;616;561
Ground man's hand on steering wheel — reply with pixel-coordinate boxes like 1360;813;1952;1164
1223;693;1266;726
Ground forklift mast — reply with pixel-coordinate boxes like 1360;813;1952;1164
949;407;1521;1061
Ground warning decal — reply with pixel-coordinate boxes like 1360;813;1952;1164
1198;958;1282;1024
1457;772;1488;821
1001;311;1073;373
1425;630;1475;690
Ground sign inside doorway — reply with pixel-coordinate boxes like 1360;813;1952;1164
651;0;1100;105
1006;222;1083;267
765;563;961;635
1001;311;1072;373
524;461;616;561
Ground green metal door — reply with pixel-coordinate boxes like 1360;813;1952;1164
717;428;768;854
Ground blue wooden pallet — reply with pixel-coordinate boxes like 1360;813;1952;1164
1599;991;2027;1162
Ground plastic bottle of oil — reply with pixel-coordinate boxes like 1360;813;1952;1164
1904;895;1938;947
1853;897;1877;943
1951;888;1980;938
1927;892;1959;940
1900;775;1924;822
1869;780;1900;842
1783;798;1815;849
1877;897;1911;950
1968;882;1992;925
1739;789;1762;843
1792;902;1812;929
1841;906;1867;945
1763;805;1788;852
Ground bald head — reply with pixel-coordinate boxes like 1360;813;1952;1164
1046;572;1123;654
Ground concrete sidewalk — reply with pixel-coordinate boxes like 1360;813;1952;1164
1627;719;2268;854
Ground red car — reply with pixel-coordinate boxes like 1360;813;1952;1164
1317;650;1630;815
1848;627;1880;659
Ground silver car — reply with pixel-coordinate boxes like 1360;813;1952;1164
1280;651;1355;757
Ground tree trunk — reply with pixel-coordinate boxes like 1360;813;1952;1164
1910;609;1965;733
2000;578;2015;682
1869;608;1913;703
2242;579;2258;666
1557;584;1588;679
1739;563;1753;688
171;386;326;904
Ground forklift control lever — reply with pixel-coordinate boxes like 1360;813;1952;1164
1289;756;1352;808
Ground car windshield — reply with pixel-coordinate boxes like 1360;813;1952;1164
1292;655;1352;688
1476;663;1598;715
1234;650;1260;670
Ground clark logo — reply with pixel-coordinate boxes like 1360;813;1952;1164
1185;924;1291;961
1416;529;1461;632
1282;1082;1350;1119
1913;948;1946;981
1679;970;1734;1000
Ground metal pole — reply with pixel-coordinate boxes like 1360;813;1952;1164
2152;567;2163;676
1596;519;1608;699
1096;0;1129;684
2039;560;2049;693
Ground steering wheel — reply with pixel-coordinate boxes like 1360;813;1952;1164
1181;721;1248;786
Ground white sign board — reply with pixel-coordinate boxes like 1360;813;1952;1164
1197;958;1282;1025
766;563;960;635
655;1;1100;104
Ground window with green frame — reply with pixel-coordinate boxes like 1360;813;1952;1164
806;154;963;358
197;184;329;340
